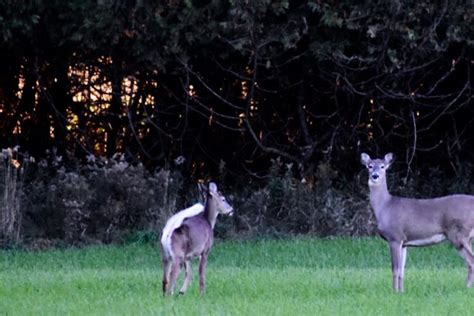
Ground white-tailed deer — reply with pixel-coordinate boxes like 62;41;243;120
160;182;233;296
361;152;474;292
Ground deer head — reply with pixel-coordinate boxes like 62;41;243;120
360;153;394;186
199;182;234;216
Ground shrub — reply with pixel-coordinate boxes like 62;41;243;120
231;160;376;238
23;153;188;245
0;147;30;246
8;151;474;247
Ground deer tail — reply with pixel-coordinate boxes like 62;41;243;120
160;203;205;260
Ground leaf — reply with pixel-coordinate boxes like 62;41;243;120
30;15;40;24
307;2;321;13
70;32;83;42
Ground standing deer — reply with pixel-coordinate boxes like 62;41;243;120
160;182;233;296
361;152;474;292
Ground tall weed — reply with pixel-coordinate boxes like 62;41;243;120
0;147;30;246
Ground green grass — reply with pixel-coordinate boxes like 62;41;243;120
1;237;473;315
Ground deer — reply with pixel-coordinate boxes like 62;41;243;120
360;152;474;292
160;182;233;296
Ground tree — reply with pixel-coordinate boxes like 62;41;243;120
0;0;472;179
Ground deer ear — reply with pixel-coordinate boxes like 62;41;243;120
384;153;394;165
208;182;218;194
360;153;371;166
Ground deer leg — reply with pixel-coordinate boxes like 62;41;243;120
167;258;182;295
448;232;474;287
468;237;474;287
389;241;403;292
162;258;172;296
399;246;407;292
198;254;208;295
179;260;192;295
459;241;474;287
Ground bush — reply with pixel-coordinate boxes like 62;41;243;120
6;150;474;247
23;152;186;245
232;159;376;237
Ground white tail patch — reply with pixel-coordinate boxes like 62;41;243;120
161;203;205;259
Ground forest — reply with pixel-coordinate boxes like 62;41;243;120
0;0;472;246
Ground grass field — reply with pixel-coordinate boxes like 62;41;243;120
1;237;473;315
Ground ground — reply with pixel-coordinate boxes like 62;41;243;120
0;237;472;315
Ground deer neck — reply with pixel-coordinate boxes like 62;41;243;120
368;177;391;220
203;200;219;229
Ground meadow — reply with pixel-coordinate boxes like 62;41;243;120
1;237;473;315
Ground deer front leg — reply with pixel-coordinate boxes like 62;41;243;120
388;241;403;292
198;254;208;295
179;260;193;295
399;246;407;292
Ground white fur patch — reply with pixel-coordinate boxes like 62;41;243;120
404;234;446;247
161;203;205;259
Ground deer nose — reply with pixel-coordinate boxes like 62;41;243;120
371;174;379;180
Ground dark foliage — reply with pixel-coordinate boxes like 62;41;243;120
0;0;472;178
0;1;472;245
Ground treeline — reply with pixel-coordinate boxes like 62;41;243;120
0;0;472;179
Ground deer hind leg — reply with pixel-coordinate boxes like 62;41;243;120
162;258;172;296
167;257;182;295
461;241;474;287
448;231;474;287
389;241;403;292
198;254;208;295
468;235;474;287
179;260;192;295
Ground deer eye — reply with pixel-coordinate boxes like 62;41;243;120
368;165;373;169
381;165;385;169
